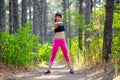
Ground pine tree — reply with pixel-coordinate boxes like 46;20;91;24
103;0;114;62
22;0;27;26
0;0;6;32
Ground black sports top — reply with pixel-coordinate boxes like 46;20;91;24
54;24;65;33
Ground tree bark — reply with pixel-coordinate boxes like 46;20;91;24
13;0;19;34
67;0;72;56
33;0;39;36
78;0;83;50
9;0;13;34
85;0;91;51
43;0;48;42
29;0;32;21
28;0;32;30
38;0;44;43
22;0;27;26
0;0;6;32
0;0;5;55
63;0;68;42
103;0;114;62
91;0;93;13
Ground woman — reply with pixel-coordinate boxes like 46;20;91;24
44;13;74;74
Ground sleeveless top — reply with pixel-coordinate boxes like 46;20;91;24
54;24;65;33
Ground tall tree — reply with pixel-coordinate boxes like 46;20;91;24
9;0;13;33
28;0;32;21
38;0;48;43
63;0;67;20
13;0;19;34
63;0;68;41
67;0;72;55
0;0;6;32
85;0;91;51
38;0;44;43
43;0;48;42
78;0;83;50
33;0;39;35
0;0;5;55
22;0;27;26
103;0;114;62
33;0;48;43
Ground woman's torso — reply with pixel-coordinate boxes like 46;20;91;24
54;22;65;39
54;31;65;39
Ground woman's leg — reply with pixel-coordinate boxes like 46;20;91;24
60;39;73;70
47;38;59;71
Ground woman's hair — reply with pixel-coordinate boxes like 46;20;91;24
55;13;62;22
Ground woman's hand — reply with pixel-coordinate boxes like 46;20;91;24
54;22;59;26
54;22;62;29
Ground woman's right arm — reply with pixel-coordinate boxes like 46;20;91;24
54;22;59;29
54;22;62;29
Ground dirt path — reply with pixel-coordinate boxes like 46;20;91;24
0;61;119;80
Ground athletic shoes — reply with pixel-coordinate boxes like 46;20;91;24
70;69;74;75
44;70;51;74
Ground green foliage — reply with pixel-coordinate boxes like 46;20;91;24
63;11;85;31
114;4;120;13
88;9;105;32
70;36;85;67
0;22;39;66
112;31;120;76
112;5;120;76
38;43;52;62
113;12;120;29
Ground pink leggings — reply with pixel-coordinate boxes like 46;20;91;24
49;38;70;63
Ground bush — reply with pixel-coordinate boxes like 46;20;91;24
112;11;120;77
0;22;39;66
112;31;120;77
38;43;52;62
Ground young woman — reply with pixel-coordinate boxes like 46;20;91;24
44;13;74;74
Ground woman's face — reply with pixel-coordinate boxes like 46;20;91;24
55;16;62;22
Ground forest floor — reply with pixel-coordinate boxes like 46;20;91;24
0;61;120;80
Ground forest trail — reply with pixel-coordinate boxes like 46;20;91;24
0;61;120;80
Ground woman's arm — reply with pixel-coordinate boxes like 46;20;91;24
54;22;62;29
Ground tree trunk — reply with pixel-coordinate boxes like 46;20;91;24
33;0;39;36
22;0;27;26
0;0;6;32
43;0;48;42
67;0;72;56
91;0;93;13
38;0;43;43
63;0;67;21
63;0;68;42
13;0;19;34
78;0;83;50
85;0;91;52
29;0;32;21
0;0;5;56
9;0;13;34
103;0;114;62
28;0;32;29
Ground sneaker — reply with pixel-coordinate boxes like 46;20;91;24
70;69;74;75
44;70;51;74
